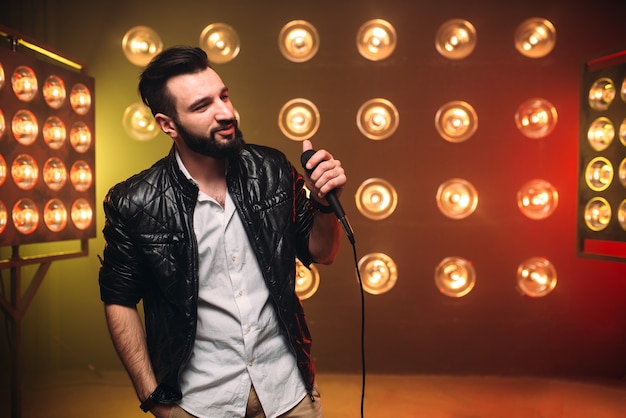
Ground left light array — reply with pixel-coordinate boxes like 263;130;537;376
0;45;96;246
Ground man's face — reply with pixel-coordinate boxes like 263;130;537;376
161;67;244;159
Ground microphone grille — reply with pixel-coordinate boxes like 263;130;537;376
300;149;316;174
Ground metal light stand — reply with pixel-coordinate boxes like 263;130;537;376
0;240;90;418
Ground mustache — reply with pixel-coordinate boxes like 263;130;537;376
214;118;238;131
209;119;238;137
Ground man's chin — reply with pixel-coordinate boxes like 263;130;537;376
204;138;244;159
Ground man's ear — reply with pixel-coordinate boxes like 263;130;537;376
155;113;177;138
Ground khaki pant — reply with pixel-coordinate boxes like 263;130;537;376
169;384;323;418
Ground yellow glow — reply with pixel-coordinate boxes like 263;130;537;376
70;83;92;115
0;155;6;187
358;253;398;295
295;259;320;300
278;98;320;141
435;101;478;142
11;109;39;145
515;98;557;138
587;117;615;151
70;161;93;192
43;75;67;109
436;178;478;219
357;98;399;140
0;201;7;234
516;257;557;297
43;116;67;149
585;157;614;192
514;18;556;58
356;19;397;61
122;26;163;67
355;178;398;220
15;37;82;70
71;199;93;230
43;199;68;232
517;179;558;220
199;23;241;64
434;256;476;297
43;158;68;191
435;19;477;60
11;154;39;190
584;197;611;231
279;20;319;63
12;198;39;234
70;122;92;153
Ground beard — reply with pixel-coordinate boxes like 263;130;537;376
173;117;245;160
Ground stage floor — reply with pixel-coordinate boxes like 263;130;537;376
2;370;626;417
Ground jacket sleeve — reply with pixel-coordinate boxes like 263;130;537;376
98;188;146;307
293;168;316;267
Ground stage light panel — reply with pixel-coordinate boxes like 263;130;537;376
577;48;626;261
0;42;96;246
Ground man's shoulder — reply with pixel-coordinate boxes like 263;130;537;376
241;144;291;169
244;143;285;158
105;156;171;203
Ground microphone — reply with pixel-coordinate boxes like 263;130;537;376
301;149;355;244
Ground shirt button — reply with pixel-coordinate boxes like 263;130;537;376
231;255;236;262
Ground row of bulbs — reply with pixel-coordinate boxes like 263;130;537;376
295;254;557;299
121;17;557;66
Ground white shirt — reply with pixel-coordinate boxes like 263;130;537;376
175;153;306;418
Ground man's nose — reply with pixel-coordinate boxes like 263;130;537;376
216;99;235;119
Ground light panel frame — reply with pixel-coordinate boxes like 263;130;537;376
0;42;96;246
577;48;626;261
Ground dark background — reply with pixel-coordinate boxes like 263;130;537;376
2;0;626;381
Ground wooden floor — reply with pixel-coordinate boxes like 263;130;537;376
2;370;626;418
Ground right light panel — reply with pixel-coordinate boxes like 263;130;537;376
577;48;626;261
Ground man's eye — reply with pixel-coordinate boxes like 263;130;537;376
221;95;230;101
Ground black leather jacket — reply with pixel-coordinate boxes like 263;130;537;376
99;144;317;404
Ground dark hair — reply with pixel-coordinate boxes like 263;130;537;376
138;45;212;117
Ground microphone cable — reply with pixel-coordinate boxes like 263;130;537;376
300;149;365;416
349;238;366;418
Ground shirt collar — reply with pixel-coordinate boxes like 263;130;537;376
174;147;199;187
